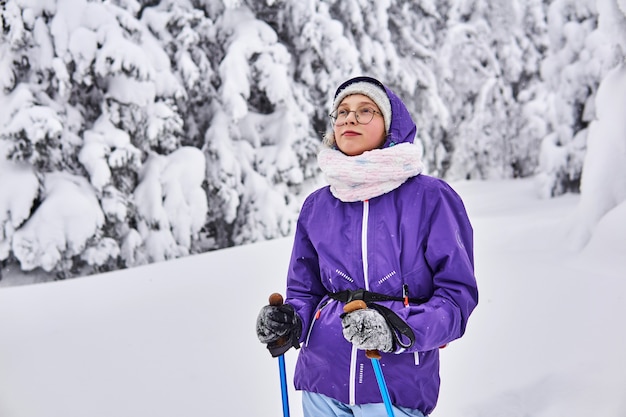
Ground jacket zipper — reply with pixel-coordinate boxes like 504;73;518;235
349;200;370;405
362;200;370;292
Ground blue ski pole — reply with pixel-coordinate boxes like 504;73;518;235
344;300;396;417
269;293;291;417
277;355;290;417
367;351;395;417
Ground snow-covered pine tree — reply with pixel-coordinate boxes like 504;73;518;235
0;0;207;277
252;1;360;135
0;147;39;266
384;0;452;176
139;0;219;149
196;3;320;247
533;0;601;197
0;0;79;173
3;0;624;283
0;0;102;277
567;0;626;248
439;0;548;181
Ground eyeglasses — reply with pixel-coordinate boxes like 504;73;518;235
329;107;382;126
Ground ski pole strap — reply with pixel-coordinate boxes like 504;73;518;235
368;303;415;350
331;289;425;350
329;288;427;305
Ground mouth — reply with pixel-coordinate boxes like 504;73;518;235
341;130;360;137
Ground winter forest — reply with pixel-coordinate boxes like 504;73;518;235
1;0;625;284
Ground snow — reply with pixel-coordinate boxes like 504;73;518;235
135;147;208;250
79;116;141;192
0;156;39;261
568;64;626;250
130;146;208;265
10;172;105;272
1;178;624;417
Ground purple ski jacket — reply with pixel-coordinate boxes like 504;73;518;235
285;82;478;414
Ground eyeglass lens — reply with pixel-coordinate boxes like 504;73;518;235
332;108;376;125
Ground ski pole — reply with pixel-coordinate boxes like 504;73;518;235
269;293;291;417
277;354;290;417
344;300;396;417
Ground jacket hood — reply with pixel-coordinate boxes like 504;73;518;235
382;83;417;147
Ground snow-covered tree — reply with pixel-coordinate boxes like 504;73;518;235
568;0;626;249
438;0;548;180
1;0;207;278
2;0;624;283
259;1;360;133
532;0;605;197
11;172;105;275
384;0;452;176
207;4;320;247
128;146;208;265
0;145;39;264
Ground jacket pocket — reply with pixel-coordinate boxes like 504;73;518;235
400;265;433;303
304;298;334;347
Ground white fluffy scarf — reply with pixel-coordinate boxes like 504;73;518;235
317;143;424;202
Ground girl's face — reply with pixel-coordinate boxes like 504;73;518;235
333;94;386;156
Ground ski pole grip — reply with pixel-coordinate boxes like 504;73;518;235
269;293;284;307
343;300;367;313
267;293;290;353
342;300;381;360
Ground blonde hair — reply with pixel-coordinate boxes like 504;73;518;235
322;130;336;148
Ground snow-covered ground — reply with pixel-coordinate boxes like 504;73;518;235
0;178;624;417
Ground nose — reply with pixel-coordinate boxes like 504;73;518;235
344;110;358;124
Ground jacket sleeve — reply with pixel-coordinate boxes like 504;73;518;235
398;181;479;352
284;196;327;342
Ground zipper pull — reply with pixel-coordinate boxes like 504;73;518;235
315;299;331;319
402;284;409;307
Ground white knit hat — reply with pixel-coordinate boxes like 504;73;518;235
332;77;392;134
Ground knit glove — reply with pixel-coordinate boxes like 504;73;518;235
256;303;302;357
341;308;393;352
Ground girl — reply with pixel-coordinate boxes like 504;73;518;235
257;76;478;416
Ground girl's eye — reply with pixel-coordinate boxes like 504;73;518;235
337;109;349;117
358;108;374;116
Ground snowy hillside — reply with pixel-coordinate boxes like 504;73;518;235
1;179;624;417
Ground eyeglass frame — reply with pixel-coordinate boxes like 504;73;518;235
329;107;383;126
